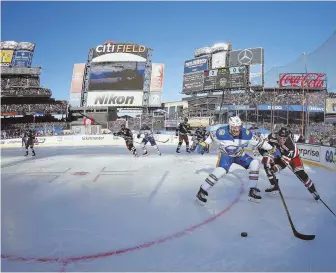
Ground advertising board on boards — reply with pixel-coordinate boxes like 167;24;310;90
298;145;321;162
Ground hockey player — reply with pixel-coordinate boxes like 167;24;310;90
114;124;138;157
137;124;161;156
22;129;36;156
196;116;268;204
249;123;260;156
190;126;205;152
175;117;191;153
258;127;320;200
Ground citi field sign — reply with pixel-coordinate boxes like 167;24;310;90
92;41;148;60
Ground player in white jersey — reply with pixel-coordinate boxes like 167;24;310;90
249;123;260;156
196;116;274;204
137;124;161;156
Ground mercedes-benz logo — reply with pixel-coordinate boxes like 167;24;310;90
237;49;254;65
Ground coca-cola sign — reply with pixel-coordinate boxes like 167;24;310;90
279;73;326;89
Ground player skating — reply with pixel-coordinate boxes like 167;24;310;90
176;117;191;153
258;127;320;200
196;116;269;204
137;124;161;156
190;126;207;152
22;129;36;157
249;123;260;156
114;124;138;157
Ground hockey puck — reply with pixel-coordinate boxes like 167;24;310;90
241;232;248;237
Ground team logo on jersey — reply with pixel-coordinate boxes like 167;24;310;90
218;129;225;135
246;130;250;135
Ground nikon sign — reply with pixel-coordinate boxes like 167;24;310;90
86;91;143;107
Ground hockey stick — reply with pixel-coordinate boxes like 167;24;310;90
281;159;335;218
272;174;316;240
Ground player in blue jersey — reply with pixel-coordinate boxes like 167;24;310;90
196;116;275;205
137;124;161;156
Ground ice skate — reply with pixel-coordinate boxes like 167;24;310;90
196;187;208;205
248;187;262;203
265;184;279;195
308;184;320;201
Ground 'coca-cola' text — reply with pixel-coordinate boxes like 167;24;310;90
279;73;326;89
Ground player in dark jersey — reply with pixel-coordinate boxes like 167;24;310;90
190;126;206;152
258;127;320;200
175;117;191;153
114;124;138;157
22;129;36;156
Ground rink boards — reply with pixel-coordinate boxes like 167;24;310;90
1;134;335;171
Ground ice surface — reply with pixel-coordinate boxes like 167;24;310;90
1;145;336;272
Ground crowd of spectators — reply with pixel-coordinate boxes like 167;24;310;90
1;102;67;115
1;76;40;88
1;122;68;139
219;90;327;106
1;88;51;97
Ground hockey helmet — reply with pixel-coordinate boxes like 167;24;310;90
229;116;242;136
229;116;242;127
278;127;289;145
278;127;290;138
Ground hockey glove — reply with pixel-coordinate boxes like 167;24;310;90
175;132;178;137
137;134;140;139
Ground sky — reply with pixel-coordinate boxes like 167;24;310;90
1;1;336;103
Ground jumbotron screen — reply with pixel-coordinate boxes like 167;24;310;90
88;62;145;91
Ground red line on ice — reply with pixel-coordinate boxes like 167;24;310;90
1;182;244;267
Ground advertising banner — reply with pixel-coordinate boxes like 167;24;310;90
188;118;210;127
211;52;227;69
257;104;324;112
149;92;162;107
88;62;145;91
69;93;82;107
182;71;204;92
164;120;179;128
92;42;148;61
184;57;209;74
298;145;321;162
203;66;248;90
11;50;33;67
326;98;336;114
279;73;326;89
216;105;256;111
229;48;263;66
249;64;263;86
150;63;164;92
70;63;86;93
86;91;143;107
0;50;14;66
